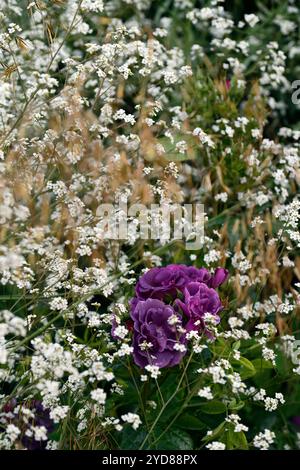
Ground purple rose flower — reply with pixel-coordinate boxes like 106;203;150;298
128;264;228;368
135;266;187;300
131;298;186;368
169;265;228;288
170;264;212;284
209;267;229;288
175;281;223;332
134;265;228;302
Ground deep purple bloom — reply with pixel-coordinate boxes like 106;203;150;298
22;400;54;450
131;298;186;368
1;399;54;450
170;265;212;284
175;281;223;332
291;416;300;427
134;265;228;302
209;267;229;288
135;266;187;300
111;315;119;339
128;265;228;368
173;265;228;289
130;296;140;314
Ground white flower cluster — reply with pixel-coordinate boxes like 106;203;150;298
121;413;142;430
252;389;285;411
253;429;276;450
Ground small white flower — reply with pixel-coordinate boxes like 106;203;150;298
244;14;259;27
206;441;226;450
198;386;213;400
91;388;106;405
121;413;141;430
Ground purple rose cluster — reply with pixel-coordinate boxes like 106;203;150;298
130;265;228;369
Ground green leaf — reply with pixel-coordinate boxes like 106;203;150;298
121;426;148;450
202;421;226;442
228;400;245;411
251;358;274;370
154;428;193;450
211;337;231;356
238;356;256;370
226;428;248;450
199;400;226;414
233;356;256;379
175;413;206;430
